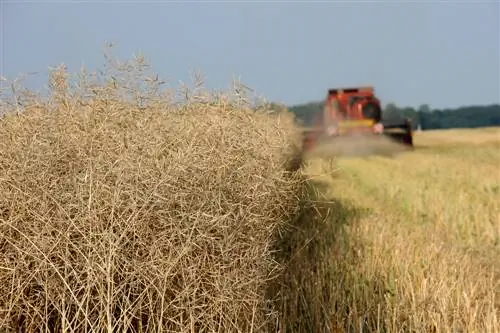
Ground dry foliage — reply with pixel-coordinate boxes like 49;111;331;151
0;50;304;332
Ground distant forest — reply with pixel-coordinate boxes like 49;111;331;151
287;102;500;130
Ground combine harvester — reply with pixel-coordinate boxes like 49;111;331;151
302;86;414;157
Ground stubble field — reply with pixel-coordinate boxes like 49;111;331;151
280;127;500;332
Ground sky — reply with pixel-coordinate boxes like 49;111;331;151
1;1;499;109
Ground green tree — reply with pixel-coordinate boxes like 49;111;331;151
418;104;431;113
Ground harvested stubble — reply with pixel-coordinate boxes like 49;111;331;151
0;93;303;331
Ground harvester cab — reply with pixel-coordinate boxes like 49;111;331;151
302;86;413;154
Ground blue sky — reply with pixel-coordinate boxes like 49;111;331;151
2;1;499;109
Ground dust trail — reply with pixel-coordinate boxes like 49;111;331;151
303;134;412;160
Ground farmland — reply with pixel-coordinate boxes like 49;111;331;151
0;55;499;332
278;127;500;332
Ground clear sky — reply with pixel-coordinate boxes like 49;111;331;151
2;1;499;109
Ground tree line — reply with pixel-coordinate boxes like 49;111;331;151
287;101;500;130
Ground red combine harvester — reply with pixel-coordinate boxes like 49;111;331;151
302;86;413;153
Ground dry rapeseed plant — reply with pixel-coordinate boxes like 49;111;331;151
0;57;304;332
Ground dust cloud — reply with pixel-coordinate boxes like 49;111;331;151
303;134;412;160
